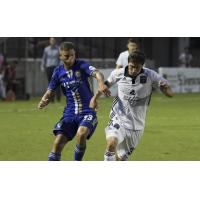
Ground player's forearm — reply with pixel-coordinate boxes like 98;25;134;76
161;86;174;97
95;71;105;86
92;71;111;96
41;90;54;101
165;88;174;97
38;90;55;109
93;90;102;100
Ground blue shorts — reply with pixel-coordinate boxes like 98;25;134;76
53;113;98;141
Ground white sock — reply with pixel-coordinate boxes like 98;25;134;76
104;151;116;161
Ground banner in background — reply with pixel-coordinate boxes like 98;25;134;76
159;67;200;93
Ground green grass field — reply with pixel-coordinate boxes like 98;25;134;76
0;93;200;161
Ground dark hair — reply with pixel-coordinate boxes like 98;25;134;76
60;42;76;51
128;51;145;65
127;38;139;44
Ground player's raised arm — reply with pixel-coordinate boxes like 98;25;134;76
159;81;174;98
91;70;111;97
38;89;55;109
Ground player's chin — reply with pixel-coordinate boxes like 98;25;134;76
63;61;71;66
130;72;138;77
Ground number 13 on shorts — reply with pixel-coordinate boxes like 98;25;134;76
83;114;98;128
83;115;93;121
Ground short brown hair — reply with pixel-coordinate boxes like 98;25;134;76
60;42;76;51
128;51;145;65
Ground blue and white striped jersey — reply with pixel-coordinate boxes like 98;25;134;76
48;59;96;116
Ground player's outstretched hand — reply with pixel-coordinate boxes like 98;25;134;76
99;83;111;97
159;80;168;88
159;81;173;97
38;99;49;109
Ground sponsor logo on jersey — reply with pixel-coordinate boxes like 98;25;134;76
62;79;82;92
75;70;81;77
66;70;73;78
140;75;147;84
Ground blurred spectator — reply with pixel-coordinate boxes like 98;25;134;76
41;37;61;102
179;47;193;67
0;53;6;100
116;38;139;69
4;61;17;101
0;53;5;68
0;64;6;100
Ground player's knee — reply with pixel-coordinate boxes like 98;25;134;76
77;127;88;142
52;134;68;152
107;137;117;152
107;143;116;152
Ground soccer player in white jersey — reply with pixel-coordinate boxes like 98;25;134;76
116;38;139;69
90;51;173;161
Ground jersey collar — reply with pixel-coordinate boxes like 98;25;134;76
124;66;144;84
124;66;144;78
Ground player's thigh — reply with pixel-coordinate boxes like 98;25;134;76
79;113;98;139
53;117;78;140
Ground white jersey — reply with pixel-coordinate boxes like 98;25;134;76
116;50;129;68
107;67;168;130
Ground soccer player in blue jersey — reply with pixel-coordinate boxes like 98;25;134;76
38;42;110;161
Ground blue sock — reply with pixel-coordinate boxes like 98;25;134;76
48;152;61;161
74;144;86;161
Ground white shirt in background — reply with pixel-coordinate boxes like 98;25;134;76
116;50;129;68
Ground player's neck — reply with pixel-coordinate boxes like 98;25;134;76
63;60;75;70
128;68;143;78
63;64;72;70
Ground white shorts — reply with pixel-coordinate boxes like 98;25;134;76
105;118;143;160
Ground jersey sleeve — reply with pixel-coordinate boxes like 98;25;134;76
80;61;97;76
47;68;60;91
107;69;121;85
150;69;169;89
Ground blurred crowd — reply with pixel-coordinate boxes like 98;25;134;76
0;38;198;102
0;53;18;101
